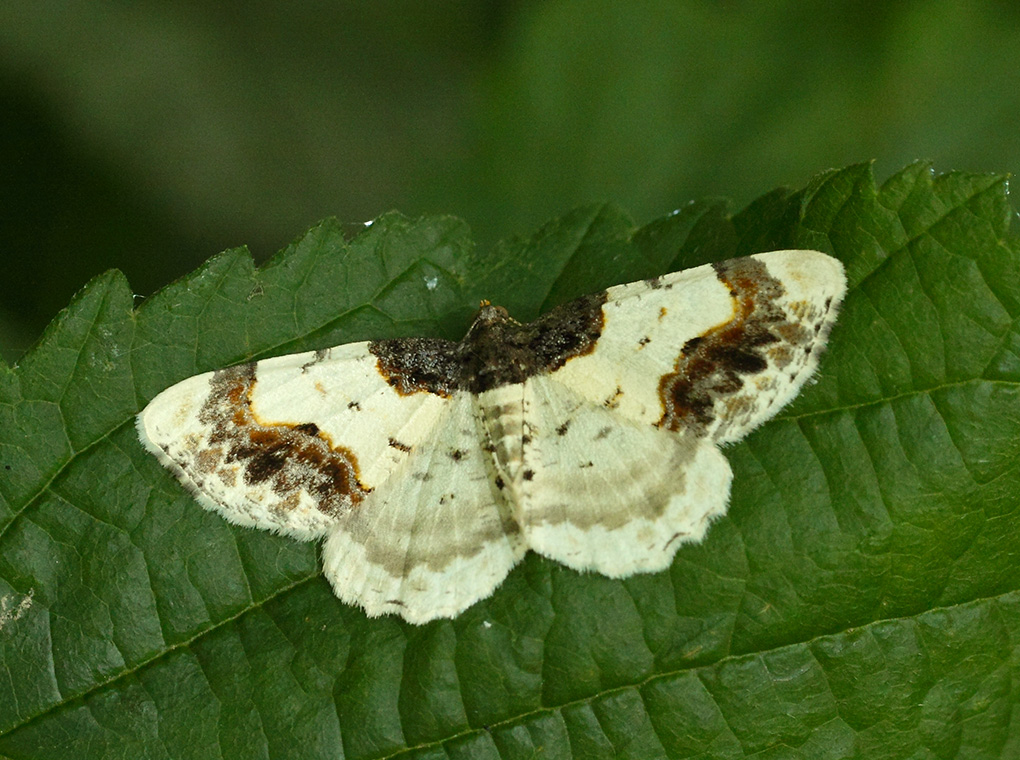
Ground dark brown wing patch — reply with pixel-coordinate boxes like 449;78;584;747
198;364;371;517
657;256;811;435
369;293;607;396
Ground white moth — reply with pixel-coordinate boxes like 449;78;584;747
138;250;846;623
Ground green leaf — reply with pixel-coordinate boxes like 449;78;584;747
1;162;1019;758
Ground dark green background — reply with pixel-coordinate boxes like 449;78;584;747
2;0;1019;360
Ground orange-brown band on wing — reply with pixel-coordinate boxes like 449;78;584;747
657;256;810;434
199;363;371;517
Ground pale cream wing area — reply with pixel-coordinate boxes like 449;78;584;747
322;393;526;624
547;250;846;443
546;261;728;427
517;376;732;576
137;342;447;541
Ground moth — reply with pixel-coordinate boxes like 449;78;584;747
137;250;846;623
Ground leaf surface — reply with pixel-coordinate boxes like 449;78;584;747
1;164;1018;759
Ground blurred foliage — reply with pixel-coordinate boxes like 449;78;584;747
2;0;1019;361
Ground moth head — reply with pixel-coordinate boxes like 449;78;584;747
471;301;518;329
